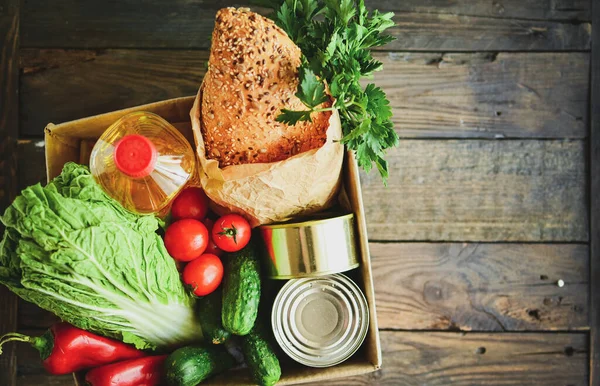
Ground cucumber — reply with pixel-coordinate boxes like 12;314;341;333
222;244;261;336
164;345;235;386
198;288;231;344
242;325;281;386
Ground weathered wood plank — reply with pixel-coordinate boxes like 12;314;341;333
386;12;590;51
0;0;19;385
589;0;600;383
19;50;589;138
18;301;60;329
17;374;74;386
361;140;587;242
16;138;588;243
19;0;265;49
0;1;19;211
371;0;592;21
19;49;206;137
17;243;588;333
372;243;589;331
311;332;589;385
19;1;591;51
374;52;589;139
0;292;18;385
16;139;46;192
14;328;588;386
14;144;590;331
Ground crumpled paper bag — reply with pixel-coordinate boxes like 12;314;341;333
190;86;344;227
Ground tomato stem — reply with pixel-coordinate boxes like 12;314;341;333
218;224;238;244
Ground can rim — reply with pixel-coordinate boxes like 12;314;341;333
267;263;360;280
271;273;369;368
259;213;354;229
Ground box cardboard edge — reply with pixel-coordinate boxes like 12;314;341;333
44;97;381;384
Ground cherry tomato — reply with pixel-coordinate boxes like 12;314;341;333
212;214;251;252
164;219;208;262
171;187;209;221
182;254;223;296
201;218;223;257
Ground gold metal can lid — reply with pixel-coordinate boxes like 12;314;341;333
271;273;369;367
259;213;359;279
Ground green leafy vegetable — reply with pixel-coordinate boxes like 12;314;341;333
0;163;201;350
276;65;332;124
294;66;330;108
260;0;398;182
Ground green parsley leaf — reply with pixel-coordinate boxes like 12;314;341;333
262;0;398;183
296;65;329;108
276;109;314;125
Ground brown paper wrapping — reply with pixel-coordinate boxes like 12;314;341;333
190;87;344;227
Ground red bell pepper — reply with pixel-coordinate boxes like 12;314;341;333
85;355;167;386
0;322;145;375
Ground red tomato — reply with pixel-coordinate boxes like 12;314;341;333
182;254;224;296
171;187;209;221
201;218;223;257
212;214;251;252
164;219;208;262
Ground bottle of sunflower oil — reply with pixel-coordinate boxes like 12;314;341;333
89;111;196;215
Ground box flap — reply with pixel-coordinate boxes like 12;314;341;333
44;96;195;182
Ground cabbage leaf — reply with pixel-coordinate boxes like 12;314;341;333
0;163;201;350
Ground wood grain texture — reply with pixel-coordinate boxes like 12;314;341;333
0;0;19;211
372;243;589;331
589;0;599;383
19;0;591;51
310;331;589;385
16;139;46;192
16;138;588;243
14;141;589;332
19;50;589;138
374;52;589;139
0;291;18;385
16;243;588;333
19;49;206;136
386;12;590;51
0;0;19;385
369;0;592;21
361;140;588;242
13;330;588;386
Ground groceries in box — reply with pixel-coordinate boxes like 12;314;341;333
0;2;395;385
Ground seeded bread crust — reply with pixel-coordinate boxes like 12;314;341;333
201;7;331;167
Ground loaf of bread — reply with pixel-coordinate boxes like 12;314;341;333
201;7;332;167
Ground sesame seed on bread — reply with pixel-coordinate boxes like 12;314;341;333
201;7;331;167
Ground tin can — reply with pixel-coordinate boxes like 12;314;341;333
259;213;359;279
271;273;369;367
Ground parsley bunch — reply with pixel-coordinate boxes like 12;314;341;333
259;0;398;183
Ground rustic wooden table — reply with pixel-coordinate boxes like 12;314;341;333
1;1;599;385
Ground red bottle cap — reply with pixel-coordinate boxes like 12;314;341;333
113;135;158;178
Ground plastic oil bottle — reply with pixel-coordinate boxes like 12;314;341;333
89;111;196;215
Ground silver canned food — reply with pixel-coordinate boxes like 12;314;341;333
259;213;359;279
271;273;369;367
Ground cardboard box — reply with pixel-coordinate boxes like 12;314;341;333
44;97;381;385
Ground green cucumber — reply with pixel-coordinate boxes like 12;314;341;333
164;345;235;386
198;288;231;344
222;244;261;336
242;325;281;386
